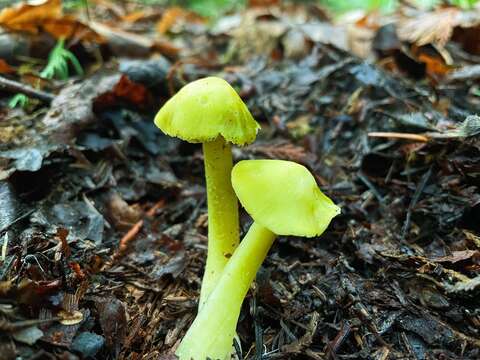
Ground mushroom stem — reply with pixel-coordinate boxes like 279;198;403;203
200;136;240;308
176;222;276;360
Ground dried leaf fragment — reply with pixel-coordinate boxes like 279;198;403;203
0;0;62;33
0;0;101;42
156;6;204;34
12;326;44;345
398;8;459;46
0;59;14;74
58;310;84;325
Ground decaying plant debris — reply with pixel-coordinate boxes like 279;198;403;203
1;1;480;359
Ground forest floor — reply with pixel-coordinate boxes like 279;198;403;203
1;1;480;359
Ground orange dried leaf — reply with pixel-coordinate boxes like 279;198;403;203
112;219;144;261
0;0;101;42
157;7;182;34
69;262;86;280
0;0;62;33
156;6;203;34
355;13;380;30
146;199;166;217
0;59;14;74
56;227;71;258
42;16;104;42
94;75;152;112
112;75;150;107
122;10;148;23
418;53;450;77
152;40;180;59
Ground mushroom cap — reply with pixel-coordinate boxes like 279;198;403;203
154;77;260;145
232;160;340;237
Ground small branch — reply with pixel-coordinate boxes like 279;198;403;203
0;75;54;104
0;317;60;332
401;166;432;241
111;219;144;262
368;132;429;142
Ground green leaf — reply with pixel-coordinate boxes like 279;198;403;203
8;94;29;108
40;38;84;80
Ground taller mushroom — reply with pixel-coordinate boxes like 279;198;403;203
154;76;260;306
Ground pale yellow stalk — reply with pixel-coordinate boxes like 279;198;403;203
200;137;240;308
176;222;276;360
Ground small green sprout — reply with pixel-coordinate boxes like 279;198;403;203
40;38;84;80
176;159;340;360
154;77;260;307
8;38;83;108
8;94;29;108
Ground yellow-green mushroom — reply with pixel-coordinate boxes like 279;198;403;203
154;77;260;307
176;159;340;360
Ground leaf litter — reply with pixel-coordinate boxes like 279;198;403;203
0;1;480;359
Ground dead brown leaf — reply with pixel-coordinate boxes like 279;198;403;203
0;280;12;297
417;52;451;77
397;7;462;47
42;16;103;42
106;192;143;230
42;73;121;143
432;250;479;264
56;227;71;259
14;279;62;306
0;59;14;74
345;13;380;59
95;297;127;356
228;10;286;61
246;141;314;164
94;74;151;110
90;21;179;58
0;0;101;42
156;7;204;34
121;10;148;23
91;0;125;18
0;0;62;33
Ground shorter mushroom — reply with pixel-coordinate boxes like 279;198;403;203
176;159;340;360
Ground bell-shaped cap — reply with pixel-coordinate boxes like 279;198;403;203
232;160;340;237
154;77;260;145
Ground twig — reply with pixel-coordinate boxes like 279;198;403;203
401;166;432;241
358;172;384;204
0;317;59;332
112;220;144;262
109;200;165;264
0;209;35;236
368;132;429;142
1;232;9;261
251;296;261;360
146;199;165;217
0;75;54;104
326;321;351;359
